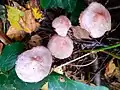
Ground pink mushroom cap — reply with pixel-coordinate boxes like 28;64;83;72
52;15;71;37
15;46;52;83
79;2;111;38
47;34;73;59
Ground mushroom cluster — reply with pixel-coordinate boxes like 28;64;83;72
79;2;111;38
48;15;73;59
15;46;52;83
15;2;111;83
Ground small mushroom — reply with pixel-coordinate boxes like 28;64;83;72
47;34;73;59
52;15;71;37
79;2;111;38
15;46;52;83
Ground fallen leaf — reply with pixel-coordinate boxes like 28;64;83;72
0;43;3;55
32;7;43;19
113;67;120;82
6;26;26;41
105;59;116;77
27;34;41;48
71;26;91;40
6;5;24;30
28;0;44;20
19;10;40;33
54;67;64;75
41;82;48;90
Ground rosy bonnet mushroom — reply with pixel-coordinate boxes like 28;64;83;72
79;2;111;38
52;15;71;37
15;46;52;83
47;34;73;59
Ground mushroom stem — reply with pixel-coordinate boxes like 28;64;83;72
0;31;11;45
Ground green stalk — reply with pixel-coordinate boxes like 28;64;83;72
93;43;120;52
81;43;120;59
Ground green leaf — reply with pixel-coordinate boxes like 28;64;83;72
40;0;77;13
62;0;77;13
70;0;84;25
7;69;47;90
0;5;7;33
0;73;15;90
0;5;6;20
0;73;7;85
40;0;84;24
0;42;24;72
0;69;48;90
40;0;52;9
48;72;109;90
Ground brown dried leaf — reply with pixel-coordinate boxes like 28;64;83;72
71;26;91;40
28;34;41;48
0;42;3;55
6;26;26;41
105;60;116;77
19;10;40;33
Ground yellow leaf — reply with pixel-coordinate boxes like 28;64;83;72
32;7;43;19
105;60;116;77
6;5;24;30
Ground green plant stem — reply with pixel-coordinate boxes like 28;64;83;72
81;43;120;59
93;43;120;52
81;43;120;53
102;51;120;59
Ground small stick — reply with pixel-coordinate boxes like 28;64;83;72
108;5;120;10
105;0;109;5
56;52;93;68
0;31;11;45
71;55;98;67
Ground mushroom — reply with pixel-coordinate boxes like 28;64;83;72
15;46;52;83
79;2;111;38
47;34;73;59
52;15;71;37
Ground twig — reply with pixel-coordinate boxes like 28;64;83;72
102;51;120;59
0;31;11;45
108;5;120;10
105;0;109;5
110;22;120;33
56;52;93;68
71;55;98;67
90;66;105;82
82;43;120;53
56;43;120;69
